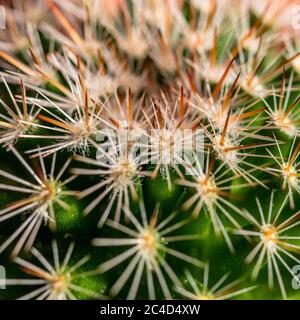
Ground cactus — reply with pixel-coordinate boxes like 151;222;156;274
0;0;300;300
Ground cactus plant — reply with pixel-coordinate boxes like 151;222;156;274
0;0;300;300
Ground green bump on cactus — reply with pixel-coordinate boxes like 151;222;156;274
72;276;108;300
54;194;82;232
